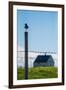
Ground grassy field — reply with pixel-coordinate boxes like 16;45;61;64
17;67;58;80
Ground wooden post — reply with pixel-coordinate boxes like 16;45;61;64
25;31;28;79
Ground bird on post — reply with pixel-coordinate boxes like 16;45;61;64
24;23;29;31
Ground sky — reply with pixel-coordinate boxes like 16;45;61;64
17;10;58;53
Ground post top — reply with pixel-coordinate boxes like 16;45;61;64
24;23;29;30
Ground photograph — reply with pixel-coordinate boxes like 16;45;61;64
17;10;58;80
9;1;64;88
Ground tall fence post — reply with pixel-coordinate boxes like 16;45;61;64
24;24;28;79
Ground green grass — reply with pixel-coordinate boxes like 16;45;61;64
17;67;58;80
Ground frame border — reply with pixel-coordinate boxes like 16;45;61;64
9;1;64;88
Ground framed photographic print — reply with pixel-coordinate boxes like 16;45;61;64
9;1;64;88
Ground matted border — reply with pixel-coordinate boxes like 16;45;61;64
9;1;64;88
